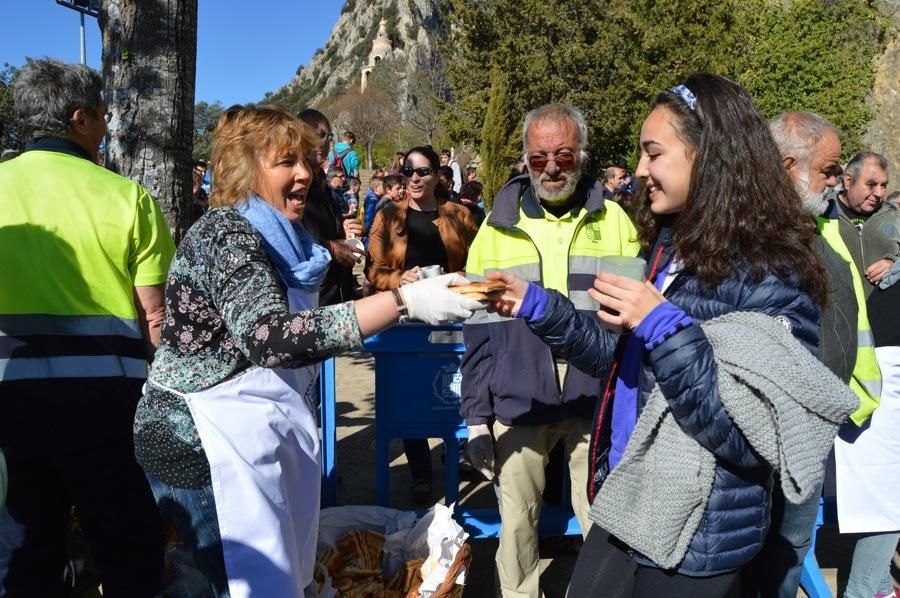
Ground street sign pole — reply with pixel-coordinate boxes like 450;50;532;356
55;0;101;65
80;11;86;65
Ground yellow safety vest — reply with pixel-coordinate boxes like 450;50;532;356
465;200;639;310
818;216;882;425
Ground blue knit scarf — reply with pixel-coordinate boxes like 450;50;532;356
237;196;331;293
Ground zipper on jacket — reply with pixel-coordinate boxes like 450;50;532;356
503;223;563;402
857;226;866;269
559;212;603;405
588;243;666;502
501;202;606;405
838;203;870;270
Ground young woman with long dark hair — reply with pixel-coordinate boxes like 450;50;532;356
490;74;855;597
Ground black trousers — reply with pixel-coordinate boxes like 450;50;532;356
0;379;164;598
568;525;738;597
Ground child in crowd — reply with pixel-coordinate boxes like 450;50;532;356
458;181;485;226
361;176;383;236
344;176;361;219
375;175;403;213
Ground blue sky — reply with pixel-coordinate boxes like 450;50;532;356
0;1;343;106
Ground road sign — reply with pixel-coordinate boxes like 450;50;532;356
55;0;101;19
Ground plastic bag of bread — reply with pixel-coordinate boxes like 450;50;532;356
315;505;470;598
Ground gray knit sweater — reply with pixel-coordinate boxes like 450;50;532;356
591;311;858;570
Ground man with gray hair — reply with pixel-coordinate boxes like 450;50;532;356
602;165;625;200
743;111;882;598
835;151;897;297
832;155;900;598
326;165;350;214
0;59;174;596
460;103;639;597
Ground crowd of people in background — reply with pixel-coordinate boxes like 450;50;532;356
1;56;899;598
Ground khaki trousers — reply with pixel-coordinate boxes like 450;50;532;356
492;418;592;598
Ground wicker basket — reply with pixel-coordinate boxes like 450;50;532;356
405;542;471;598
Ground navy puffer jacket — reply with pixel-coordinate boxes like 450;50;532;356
527;236;820;575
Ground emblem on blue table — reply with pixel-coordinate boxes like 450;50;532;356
432;363;462;407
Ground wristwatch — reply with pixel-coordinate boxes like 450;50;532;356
391;288;409;323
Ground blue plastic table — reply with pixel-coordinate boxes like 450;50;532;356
319;357;337;507
363;323;580;538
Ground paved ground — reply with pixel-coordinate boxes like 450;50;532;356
329;351;864;598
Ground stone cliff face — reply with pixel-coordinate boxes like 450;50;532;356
864;0;900;178
274;0;442;108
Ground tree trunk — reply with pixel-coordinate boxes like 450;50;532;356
100;0;198;243
366;140;374;170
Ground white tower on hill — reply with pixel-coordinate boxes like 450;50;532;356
361;18;393;93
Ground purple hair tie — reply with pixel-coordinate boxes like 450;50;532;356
671;84;697;111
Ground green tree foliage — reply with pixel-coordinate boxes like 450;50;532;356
479;63;518;206
0;63;23;151
445;0;889;192
192;101;224;160
441;1;494;145
737;0;887;158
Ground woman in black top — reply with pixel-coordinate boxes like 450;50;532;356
366;146;480;502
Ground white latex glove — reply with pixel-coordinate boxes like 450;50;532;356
466;424;495;481
399;273;486;325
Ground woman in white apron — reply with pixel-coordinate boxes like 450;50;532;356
132;105;485;598
835;280;900;598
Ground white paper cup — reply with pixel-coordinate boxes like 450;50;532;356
343;237;365;254
600;256;646;281
419;265;443;279
593;255;647;313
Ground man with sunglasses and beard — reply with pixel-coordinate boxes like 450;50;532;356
460;103;639;598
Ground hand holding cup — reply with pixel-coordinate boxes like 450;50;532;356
590;273;666;333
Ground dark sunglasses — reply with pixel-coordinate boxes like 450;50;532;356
528;151;576;172
401;166;434;178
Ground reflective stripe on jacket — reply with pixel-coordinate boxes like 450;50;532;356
818;216;882;424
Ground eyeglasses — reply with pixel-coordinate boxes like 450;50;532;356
319;131;334;143
401;166;434;178
528;151;576;172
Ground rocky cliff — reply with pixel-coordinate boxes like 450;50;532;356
269;0;443;110
864;0;900;178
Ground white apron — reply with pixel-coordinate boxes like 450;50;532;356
835;346;900;533
152;286;321;597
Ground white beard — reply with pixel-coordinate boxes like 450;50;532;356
796;170;829;216
531;169;580;205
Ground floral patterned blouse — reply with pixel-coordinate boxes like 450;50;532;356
134;208;362;489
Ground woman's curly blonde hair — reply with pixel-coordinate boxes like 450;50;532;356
208;104;321;208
